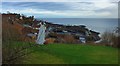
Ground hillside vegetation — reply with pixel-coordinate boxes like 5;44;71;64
2;13;119;64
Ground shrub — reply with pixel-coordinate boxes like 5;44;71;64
63;34;76;44
101;29;119;48
44;38;55;44
2;18;32;64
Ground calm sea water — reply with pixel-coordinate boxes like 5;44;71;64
37;18;118;35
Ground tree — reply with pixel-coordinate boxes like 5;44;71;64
101;28;119;48
7;11;10;14
114;27;120;37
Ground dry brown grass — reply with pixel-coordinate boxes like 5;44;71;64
62;35;76;44
2;17;33;64
44;38;56;44
2;20;22;64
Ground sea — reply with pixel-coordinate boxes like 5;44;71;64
36;18;118;35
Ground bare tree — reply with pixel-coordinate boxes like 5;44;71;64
101;28;119;48
101;30;114;45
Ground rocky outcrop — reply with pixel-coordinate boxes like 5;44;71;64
2;13;101;44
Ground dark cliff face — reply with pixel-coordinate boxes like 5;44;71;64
31;20;101;42
43;22;101;42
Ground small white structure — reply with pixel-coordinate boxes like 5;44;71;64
94;39;102;44
27;33;36;39
36;23;46;45
79;37;86;43
20;16;23;20
27;33;36;37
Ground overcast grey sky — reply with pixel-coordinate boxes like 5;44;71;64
1;0;120;2
0;0;119;35
1;0;119;18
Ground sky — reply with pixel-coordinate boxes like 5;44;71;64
1;0;120;2
1;0;119;18
0;0;119;34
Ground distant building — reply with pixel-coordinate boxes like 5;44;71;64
2;14;18;22
79;36;86;43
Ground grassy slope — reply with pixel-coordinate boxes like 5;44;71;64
20;43;118;64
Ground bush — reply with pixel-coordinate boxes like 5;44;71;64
63;35;76;44
2;18;32;64
44;38;55;44
101;29;119;48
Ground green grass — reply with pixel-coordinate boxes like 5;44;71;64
20;43;118;64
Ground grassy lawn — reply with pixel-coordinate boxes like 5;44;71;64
20;43;119;64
